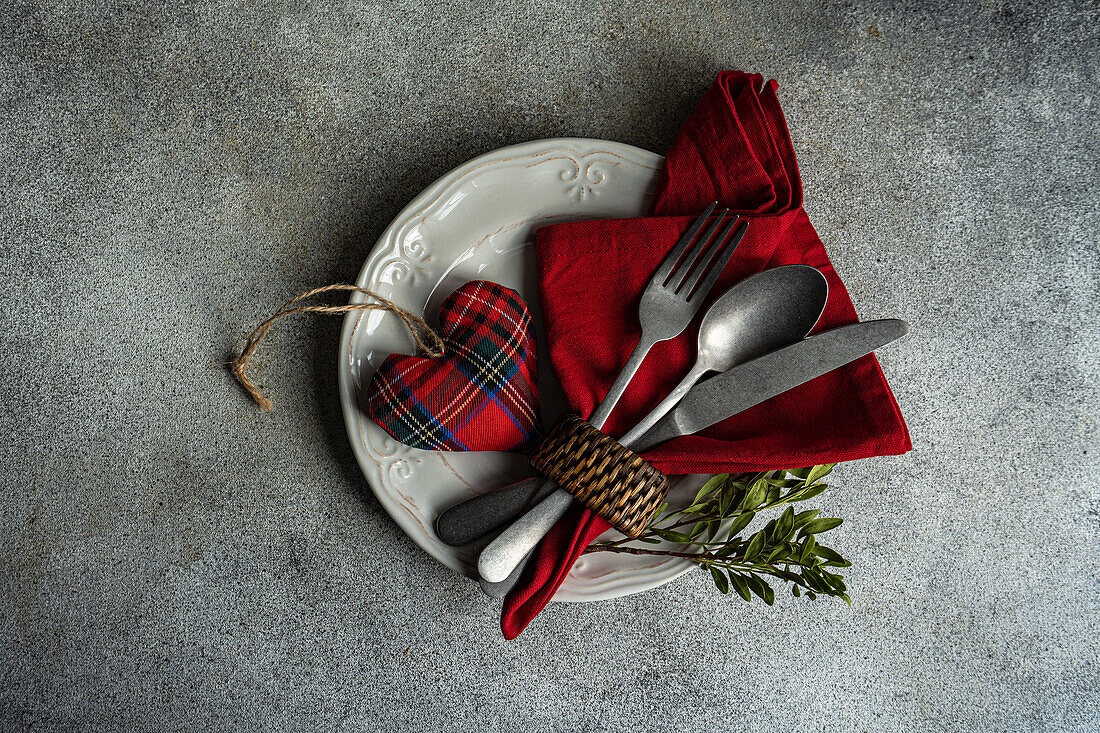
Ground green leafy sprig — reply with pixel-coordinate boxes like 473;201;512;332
582;464;852;605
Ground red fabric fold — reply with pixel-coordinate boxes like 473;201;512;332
501;71;911;640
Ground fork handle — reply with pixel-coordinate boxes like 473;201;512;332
477;353;678;584
587;335;659;429
476;336;664;581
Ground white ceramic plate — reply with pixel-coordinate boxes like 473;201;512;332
338;138;710;601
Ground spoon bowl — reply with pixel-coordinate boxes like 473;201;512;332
699;264;829;371
617;264;829;445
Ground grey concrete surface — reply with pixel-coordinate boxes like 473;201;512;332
1;1;1097;730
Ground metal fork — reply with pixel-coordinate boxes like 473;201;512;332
477;203;747;583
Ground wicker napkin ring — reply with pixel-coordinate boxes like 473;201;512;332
529;413;669;538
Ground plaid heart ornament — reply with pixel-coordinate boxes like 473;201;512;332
364;280;541;452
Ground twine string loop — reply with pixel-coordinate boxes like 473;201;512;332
231;284;444;411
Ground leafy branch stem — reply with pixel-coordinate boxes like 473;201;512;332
583;465;852;605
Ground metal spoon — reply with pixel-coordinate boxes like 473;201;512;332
477;264;831;584
609;263;831;442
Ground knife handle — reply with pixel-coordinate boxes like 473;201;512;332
435;476;554;546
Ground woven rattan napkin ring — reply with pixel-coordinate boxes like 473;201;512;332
529;413;669;538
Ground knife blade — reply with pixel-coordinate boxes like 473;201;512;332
477;318;909;584
630;318;910;452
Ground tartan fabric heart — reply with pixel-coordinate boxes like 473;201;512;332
364;280;541;452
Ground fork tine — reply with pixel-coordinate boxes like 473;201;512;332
667;207;729;288
670;209;728;290
684;218;749;301
652;201;718;283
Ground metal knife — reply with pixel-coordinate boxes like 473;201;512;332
477;318;909;585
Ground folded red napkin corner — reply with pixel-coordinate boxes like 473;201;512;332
500;71;911;640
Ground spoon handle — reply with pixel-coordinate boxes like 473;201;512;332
478;551;532;598
617;364;708;446
478;487;575;582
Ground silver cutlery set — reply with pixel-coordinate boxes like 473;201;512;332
435;203;909;595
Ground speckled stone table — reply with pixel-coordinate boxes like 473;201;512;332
1;2;1097;730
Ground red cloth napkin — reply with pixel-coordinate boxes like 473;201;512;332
500;71;911;639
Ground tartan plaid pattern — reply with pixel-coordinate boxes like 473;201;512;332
364;280;541;452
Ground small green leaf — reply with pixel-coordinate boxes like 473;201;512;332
796;484;828;500
718;486;734;515
814;546;848;565
740;479;768;510
653;528;693;543
744;471;769;485
690;522;707;539
696;475;728;503
840;593;852;607
792;585;801;597
766;545;789;563
776;506;795;540
747;575;774;605
789;467;814;480
744;530;766;561
773;568;802;584
726;510;756;538
802;567;828;592
799;534;817;564
805;464;836;484
792;509;820;528
824;572;847;592
765;485;781;505
710;566;729;594
800;518;843;536
729;573;752;601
